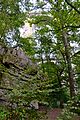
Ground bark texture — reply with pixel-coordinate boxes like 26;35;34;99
62;31;75;97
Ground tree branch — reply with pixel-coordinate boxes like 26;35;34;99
65;0;80;14
62;25;80;29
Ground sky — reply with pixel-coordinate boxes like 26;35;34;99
19;0;80;53
19;0;37;38
19;0;50;38
20;22;33;38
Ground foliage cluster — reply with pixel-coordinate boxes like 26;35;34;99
0;0;80;119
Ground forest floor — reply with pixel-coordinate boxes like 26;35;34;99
39;106;62;120
47;108;62;120
47;108;80;120
39;107;80;120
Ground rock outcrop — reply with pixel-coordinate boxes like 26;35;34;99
0;43;48;114
0;44;38;108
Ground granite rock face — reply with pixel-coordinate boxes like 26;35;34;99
0;45;32;68
0;44;38;108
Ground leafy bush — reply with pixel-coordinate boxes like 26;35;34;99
57;94;80;120
0;106;9;120
0;105;47;120
65;94;80;116
57;108;76;120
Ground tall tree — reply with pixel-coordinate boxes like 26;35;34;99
30;0;80;99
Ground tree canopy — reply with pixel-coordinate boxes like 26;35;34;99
0;0;80;120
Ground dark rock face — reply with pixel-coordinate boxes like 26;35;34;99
0;45;38;108
1;47;32;68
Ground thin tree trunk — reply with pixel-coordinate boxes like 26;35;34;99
57;69;64;108
41;53;45;73
62;31;75;98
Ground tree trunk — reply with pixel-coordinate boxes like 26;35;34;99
57;69;64;108
62;31;75;98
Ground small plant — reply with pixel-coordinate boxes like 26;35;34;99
0;106;9;120
57;108;76;120
57;95;80;120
